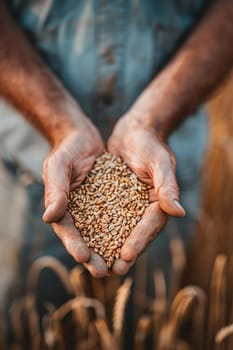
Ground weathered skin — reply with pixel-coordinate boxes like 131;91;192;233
0;0;232;276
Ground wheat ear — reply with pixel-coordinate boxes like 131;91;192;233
113;278;132;349
207;255;227;349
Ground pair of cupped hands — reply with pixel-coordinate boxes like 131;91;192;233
42;113;185;278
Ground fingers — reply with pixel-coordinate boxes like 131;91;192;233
52;213;90;263
43;155;69;223
52;213;108;278
112;258;136;276
120;202;167;263
83;252;108;278
153;154;185;217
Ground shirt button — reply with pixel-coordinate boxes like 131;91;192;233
98;73;117;105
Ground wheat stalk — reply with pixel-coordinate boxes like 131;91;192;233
86;321;101;350
133;252;148;322
69;267;90;336
24;295;41;350
207;254;227;349
176;340;191;350
9;345;23;350
26;256;74;296
215;323;233;348
104;275;121;325
225;254;233;350
43;305;57;349
153;270;167;314
8;298;26;347
158;286;206;349
90;276;106;305
25;257;76;349
169;234;186;303
153;269;167;347
0;321;6;350
52;297;105;322
46;297;105;350
134;315;152;350
94;318;113;350
69;266;85;296
113;277;132;349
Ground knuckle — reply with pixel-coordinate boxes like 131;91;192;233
42;159;48;180
66;242;87;264
73;253;86;264
158;147;170;161
157;216;167;232
42;155;55;179
159;185;176;197
142;227;158;249
170;153;176;170
147;230;157;243
43;152;54;169
129;240;141;256
44;183;54;199
158;147;176;171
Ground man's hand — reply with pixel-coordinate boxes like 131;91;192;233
107;115;185;275
106;0;233;276
0;3;111;278
42;119;109;277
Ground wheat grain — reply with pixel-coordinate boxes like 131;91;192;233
67;152;149;268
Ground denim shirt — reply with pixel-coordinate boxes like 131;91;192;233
2;0;212;186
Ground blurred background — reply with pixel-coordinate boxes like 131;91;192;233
0;72;232;350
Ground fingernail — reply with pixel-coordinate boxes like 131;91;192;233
174;200;186;215
43;203;55;220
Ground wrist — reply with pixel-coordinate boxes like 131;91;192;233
45;105;91;147
48;117;83;146
49;121;79;147
122;110;171;142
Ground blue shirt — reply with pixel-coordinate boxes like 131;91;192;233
5;0;212;186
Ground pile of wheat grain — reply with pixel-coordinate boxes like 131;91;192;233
67;152;149;268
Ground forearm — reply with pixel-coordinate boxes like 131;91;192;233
128;0;233;139
0;2;88;145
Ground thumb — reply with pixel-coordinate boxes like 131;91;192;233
153;156;185;217
42;156;70;223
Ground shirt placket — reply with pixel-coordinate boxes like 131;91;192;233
95;0;129;140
